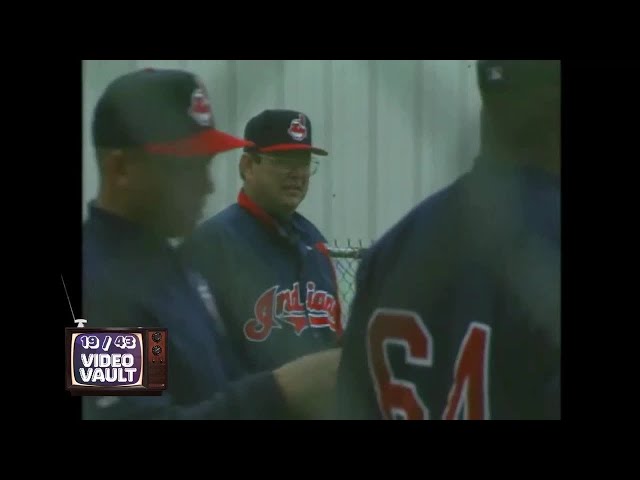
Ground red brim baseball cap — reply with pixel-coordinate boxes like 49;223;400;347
92;68;253;157
258;143;328;156
243;109;329;156
145;129;254;156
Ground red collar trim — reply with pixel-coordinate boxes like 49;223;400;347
237;189;280;232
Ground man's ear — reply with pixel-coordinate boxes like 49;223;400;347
101;149;136;188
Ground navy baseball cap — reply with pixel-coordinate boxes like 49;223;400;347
92;68;253;157
477;60;560;93
243;109;328;156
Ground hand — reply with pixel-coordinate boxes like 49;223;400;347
273;348;342;419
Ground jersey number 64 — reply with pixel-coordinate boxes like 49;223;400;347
367;309;491;420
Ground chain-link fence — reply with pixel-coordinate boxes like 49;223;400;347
327;242;370;327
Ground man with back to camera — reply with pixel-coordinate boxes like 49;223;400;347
83;68;340;420
180;110;342;384
334;60;560;420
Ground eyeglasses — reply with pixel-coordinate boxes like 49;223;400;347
256;153;320;176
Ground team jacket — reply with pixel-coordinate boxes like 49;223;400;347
335;157;560;420
82;203;289;420
180;190;342;372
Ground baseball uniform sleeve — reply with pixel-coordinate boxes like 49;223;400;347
82;285;289;420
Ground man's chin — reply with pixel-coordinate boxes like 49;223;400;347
279;198;302;215
282;190;305;205
167;218;200;239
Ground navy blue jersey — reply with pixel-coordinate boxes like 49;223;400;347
82;203;288;420
335;158;560;420
180;190;341;372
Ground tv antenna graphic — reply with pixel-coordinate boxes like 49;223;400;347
61;274;86;328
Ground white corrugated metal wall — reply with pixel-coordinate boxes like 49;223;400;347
83;60;482;245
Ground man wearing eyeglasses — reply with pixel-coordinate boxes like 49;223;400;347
83;72;341;420
181;110;342;393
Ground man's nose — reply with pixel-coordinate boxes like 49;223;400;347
205;174;215;195
198;170;215;195
286;165;309;179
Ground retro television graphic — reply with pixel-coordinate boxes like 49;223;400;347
65;328;168;396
